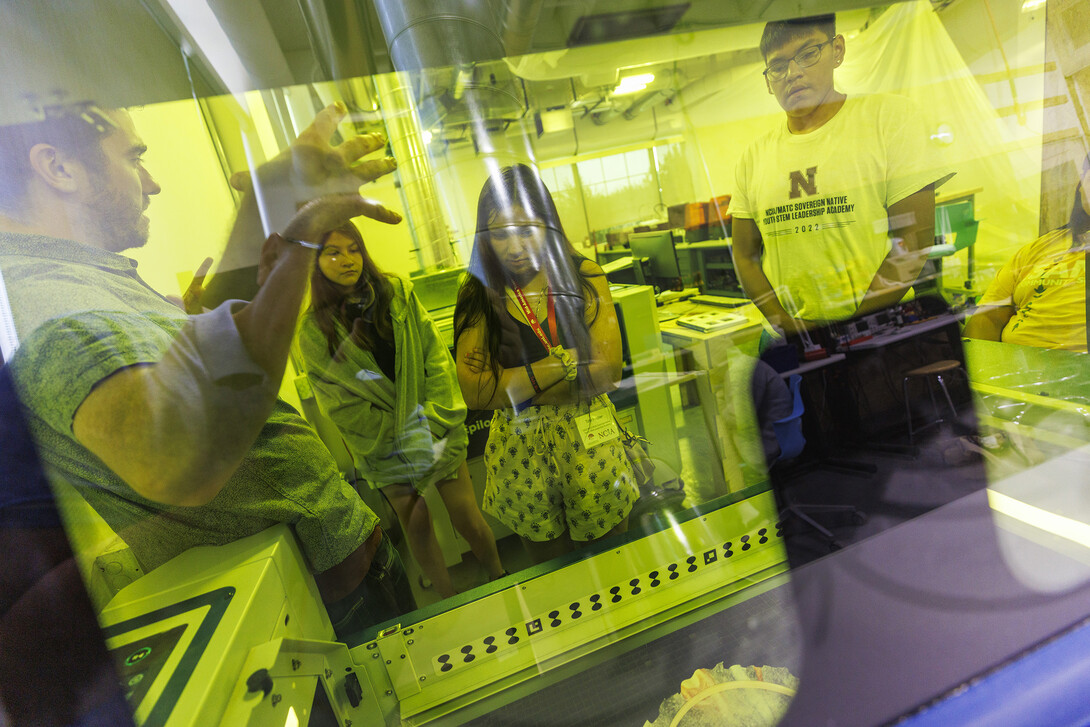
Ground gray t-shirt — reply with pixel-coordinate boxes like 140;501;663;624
0;232;376;573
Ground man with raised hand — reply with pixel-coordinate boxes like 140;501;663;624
732;14;949;332
0;100;413;637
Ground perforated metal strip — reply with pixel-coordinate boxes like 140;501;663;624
430;524;782;675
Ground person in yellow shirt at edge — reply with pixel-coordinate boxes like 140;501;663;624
732;14;952;332
964;157;1089;353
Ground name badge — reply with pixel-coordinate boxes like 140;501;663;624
574;408;620;449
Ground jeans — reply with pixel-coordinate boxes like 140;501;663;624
325;531;417;642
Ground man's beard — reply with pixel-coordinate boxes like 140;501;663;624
85;192;149;253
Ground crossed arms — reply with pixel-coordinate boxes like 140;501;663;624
455;264;623;410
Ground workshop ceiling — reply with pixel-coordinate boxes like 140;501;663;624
0;0;898;125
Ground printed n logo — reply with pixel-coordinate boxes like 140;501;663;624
788;166;818;199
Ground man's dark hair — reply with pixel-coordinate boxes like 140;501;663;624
760;14;836;60
0;106;112;214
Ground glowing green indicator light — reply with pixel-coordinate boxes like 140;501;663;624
125;647;152;666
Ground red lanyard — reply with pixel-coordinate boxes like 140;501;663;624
511;285;556;351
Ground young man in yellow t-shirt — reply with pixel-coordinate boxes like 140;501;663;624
731;14;950;330
965;161;1089;352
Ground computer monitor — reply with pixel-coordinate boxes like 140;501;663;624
629;231;680;280
409;267;466;312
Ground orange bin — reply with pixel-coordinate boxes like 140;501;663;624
708;194;731;225
684;202;707;230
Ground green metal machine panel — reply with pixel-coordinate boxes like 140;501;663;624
352;489;786;724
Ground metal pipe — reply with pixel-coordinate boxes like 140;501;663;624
371;0;527;269
624;88;675;121
372;72;454;269
373;0;505;71
500;0;545;58
592;108;621;125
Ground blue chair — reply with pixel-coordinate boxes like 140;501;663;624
771;375;865;550
772;375;806;462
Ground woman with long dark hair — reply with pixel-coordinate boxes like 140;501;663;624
454;164;638;563
966;156;1089;352
299;222;504;598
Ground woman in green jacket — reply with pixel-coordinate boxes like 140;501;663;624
298;222;503;598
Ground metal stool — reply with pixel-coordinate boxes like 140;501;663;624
901;360;967;443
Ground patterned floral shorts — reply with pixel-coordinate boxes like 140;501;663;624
481;396;638;542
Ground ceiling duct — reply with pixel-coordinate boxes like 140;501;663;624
591;103;622;126
500;0;545;58
370;0;513;268
371;0;506;71
431;64;527;129
372;72;455;269
371;0;527;116
567;3;691;47
506;22;762;84
296;0;384;81
372;0;527;156
492;0;895;56
588;86;671;125
623;88;676;120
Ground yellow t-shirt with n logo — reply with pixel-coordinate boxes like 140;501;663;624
979;228;1087;352
732;94;947;320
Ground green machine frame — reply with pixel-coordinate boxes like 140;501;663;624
932;189;982;302
96;488;787;726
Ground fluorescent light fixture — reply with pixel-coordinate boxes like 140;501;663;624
422;129;433;144
285;705;299;727
1021;0;1046;10
614;73;655;96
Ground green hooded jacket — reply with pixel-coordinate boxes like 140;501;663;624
298;275;468;489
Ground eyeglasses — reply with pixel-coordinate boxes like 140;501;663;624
763;39;836;82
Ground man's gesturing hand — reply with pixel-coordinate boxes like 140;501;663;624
231;102;397;201
256;194;402;287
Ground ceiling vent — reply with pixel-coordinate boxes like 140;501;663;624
566;4;691;46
